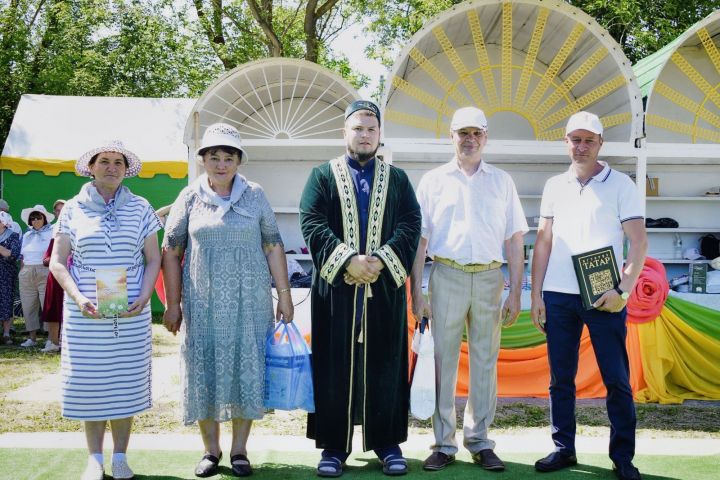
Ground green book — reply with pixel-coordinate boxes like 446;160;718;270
571;246;621;310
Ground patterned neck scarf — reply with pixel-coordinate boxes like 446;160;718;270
75;182;132;251
192;173;251;220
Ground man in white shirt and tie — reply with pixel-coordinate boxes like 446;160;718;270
411;107;528;472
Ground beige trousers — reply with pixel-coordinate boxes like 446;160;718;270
19;264;49;332
428;262;504;455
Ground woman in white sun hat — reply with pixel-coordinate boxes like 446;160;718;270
18;203;54;347
49;140;161;480
162;123;293;477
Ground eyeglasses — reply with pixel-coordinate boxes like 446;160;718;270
29;215;44;221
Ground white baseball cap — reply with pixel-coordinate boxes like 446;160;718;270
683;247;705;260
565;111;604;136
451;107;488;131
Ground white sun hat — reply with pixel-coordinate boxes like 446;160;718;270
0;211;13;227
565;111;604;136
76;140;142;177
450;107;488;131
196;123;249;164
21;204;55;226
711;256;720;270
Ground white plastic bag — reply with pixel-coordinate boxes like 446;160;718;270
410;318;436;420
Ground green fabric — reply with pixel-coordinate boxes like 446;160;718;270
664;295;720;341
2;170;186;313
499;312;548;348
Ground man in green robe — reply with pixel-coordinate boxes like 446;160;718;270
300;100;421;477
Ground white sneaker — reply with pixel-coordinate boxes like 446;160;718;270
41;341;60;353
80;458;104;480
111;457;134;480
20;338;37;347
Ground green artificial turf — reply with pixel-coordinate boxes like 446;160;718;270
0;449;717;480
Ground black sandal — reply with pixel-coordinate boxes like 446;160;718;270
195;452;222;478
231;454;253;477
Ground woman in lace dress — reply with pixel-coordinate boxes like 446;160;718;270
162;123;293;478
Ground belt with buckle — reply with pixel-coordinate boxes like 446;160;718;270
433;257;502;273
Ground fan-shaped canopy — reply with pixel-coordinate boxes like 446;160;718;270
383;0;642;143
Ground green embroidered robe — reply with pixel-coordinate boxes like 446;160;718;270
299;157;421;452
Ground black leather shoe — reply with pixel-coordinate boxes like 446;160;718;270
231;454;253;477
195;453;222;478
472;449;505;471
422;452;455;471
534;451;578;472
613;461;641;480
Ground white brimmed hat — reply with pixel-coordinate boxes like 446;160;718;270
196;123;248;164
76;140;142;177
0;211;13;227
450;107;488;131
565;111;604;136
21;204;55;226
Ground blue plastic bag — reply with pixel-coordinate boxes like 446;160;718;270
264;321;315;412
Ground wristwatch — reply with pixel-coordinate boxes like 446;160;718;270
614;286;630;301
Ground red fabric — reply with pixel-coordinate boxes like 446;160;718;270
155;271;166;305
41;239;64;324
626;257;668;324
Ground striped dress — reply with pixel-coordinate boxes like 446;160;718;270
57;186;161;421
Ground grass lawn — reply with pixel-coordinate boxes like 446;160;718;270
0;449;718;480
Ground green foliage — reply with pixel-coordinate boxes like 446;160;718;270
0;0;220;144
567;0;720;63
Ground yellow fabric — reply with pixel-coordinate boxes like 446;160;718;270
635;306;720;404
0;156;188;179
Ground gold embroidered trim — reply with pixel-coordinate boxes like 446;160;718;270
375;244;406;288
319;242;355;284
364;160;389;254
330;157;360;251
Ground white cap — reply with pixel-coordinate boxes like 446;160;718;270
451;107;488;131
197;123;249;164
683;247;705;260
565;111;603;136
0;211;12;227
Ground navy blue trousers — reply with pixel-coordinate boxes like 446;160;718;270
544;291;636;464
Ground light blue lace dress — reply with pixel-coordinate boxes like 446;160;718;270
163;182;282;424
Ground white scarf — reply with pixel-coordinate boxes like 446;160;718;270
191;173;252;220
75;182;132;251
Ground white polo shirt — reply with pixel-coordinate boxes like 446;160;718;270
416;159;528;265
540;162;644;294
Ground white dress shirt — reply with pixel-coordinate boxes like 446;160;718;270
416;159;528;265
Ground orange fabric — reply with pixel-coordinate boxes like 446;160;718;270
406;285;647;399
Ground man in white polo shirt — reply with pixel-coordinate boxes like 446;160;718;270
411;107;527;472
530;111;647;480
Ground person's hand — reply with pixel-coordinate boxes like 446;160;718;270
594;289;627;313
345;255;384;284
76;296;100;319
530;293;546;334
123;294;151;318
501;290;521;327
163;304;183;335
276;291;294;323
412;296;432;322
